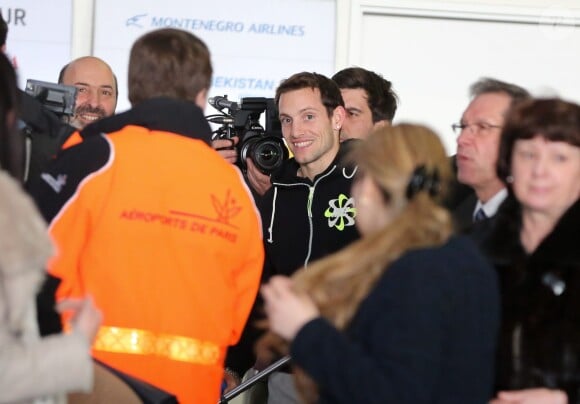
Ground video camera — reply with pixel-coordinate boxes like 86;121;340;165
24;79;77;118
207;95;288;175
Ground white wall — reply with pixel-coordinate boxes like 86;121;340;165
335;0;580;69
2;0;74;88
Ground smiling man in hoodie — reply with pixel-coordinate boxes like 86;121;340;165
256;71;360;404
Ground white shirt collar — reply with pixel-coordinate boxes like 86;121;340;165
474;188;508;220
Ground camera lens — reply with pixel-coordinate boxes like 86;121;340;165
253;139;286;172
240;136;288;174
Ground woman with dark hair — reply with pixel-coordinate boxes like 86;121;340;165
261;124;500;403
475;98;580;404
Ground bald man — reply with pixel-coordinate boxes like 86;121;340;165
58;56;118;129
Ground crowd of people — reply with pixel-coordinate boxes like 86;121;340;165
1;11;579;404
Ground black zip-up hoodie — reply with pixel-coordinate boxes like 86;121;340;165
259;141;360;279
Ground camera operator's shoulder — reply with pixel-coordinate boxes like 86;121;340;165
28;135;113;222
35;134;112;192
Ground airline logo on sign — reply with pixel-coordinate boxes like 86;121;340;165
124;13;305;37
126;13;148;28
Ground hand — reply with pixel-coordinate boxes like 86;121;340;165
222;368;241;394
261;276;319;341
246;158;272;196
490;388;568;404
57;295;103;343
254;331;289;370
212;137;239;164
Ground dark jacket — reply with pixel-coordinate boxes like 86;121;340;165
18;90;75;187
18;91;77;336
472;196;580;401
291;235;500;404
445;155;477;231
444;156;474;211
259;142;360;278
452;191;478;231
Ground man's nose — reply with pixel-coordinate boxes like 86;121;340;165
85;89;100;107
290;120;304;138
456;129;472;146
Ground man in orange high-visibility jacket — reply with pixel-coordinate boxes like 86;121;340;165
30;28;264;404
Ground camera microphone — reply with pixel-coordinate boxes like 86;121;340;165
209;96;238;111
207;116;235;124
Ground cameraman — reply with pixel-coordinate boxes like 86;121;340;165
1;13;118;185
22;56;117;185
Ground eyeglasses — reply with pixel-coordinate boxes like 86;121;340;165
451;122;502;135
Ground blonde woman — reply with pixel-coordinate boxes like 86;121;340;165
262;124;500;403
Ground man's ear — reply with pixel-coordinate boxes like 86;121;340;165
332;105;346;131
373;120;391;130
195;88;208;109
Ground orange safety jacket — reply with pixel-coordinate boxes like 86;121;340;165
31;98;264;404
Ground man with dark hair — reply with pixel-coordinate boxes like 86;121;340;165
451;77;530;228
266;71;358;276
31;28;264;404
256;71;359;403
332;66;398;141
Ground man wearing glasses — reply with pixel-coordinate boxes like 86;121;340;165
450;78;530;227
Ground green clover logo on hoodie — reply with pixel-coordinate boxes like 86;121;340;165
324;193;356;231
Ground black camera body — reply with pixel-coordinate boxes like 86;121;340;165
24;79;78;118
208;96;288;175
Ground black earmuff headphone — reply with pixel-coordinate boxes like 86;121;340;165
405;165;441;200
